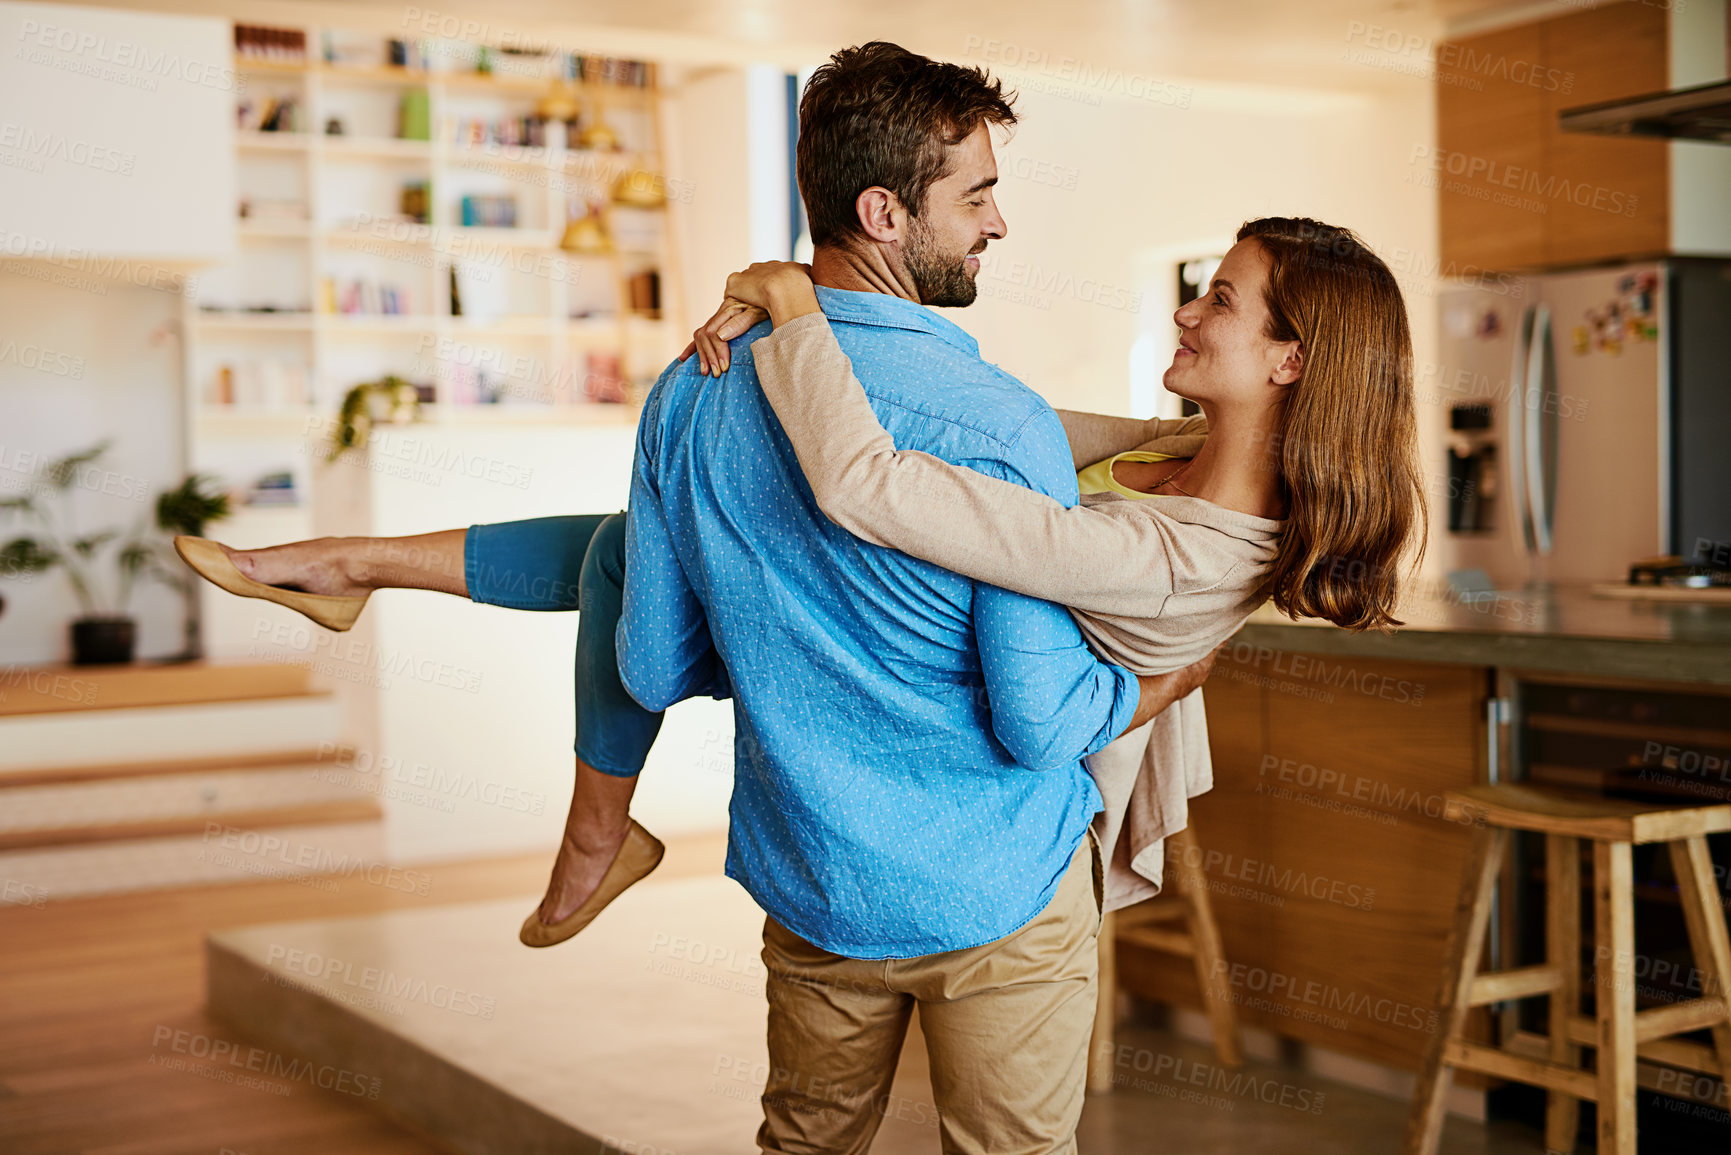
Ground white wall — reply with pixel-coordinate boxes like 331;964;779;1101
0;272;188;663
0;1;235;261
954;77;1445;573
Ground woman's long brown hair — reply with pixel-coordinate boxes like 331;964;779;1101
1239;217;1427;632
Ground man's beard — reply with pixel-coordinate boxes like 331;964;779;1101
905;217;979;308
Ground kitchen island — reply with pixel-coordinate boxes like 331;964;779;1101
1124;584;1731;1075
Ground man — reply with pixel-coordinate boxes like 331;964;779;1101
619;42;1191;1154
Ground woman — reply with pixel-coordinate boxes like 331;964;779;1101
178;216;1424;937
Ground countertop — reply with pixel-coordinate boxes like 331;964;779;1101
1235;584;1731;686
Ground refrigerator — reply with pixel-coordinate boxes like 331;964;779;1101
1438;260;1731;588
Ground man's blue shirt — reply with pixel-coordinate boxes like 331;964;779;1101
618;286;1138;958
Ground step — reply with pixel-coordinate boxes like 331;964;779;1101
0;696;341;777
205;878;773;1155
0;762;384;851
0;820;391;902
0;660;315;717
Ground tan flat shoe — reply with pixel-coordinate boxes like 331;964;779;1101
173;535;369;632
520;819;665;948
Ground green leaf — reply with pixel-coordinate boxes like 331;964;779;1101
45;441;111;490
0;538;59;577
154;474;232;536
71;530;119;559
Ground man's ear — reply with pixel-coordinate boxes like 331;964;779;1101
1271;343;1304;387
854;187;906;244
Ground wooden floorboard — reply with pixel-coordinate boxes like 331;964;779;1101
0;833;729;1154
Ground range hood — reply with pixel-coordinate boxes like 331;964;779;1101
1560;80;1731;144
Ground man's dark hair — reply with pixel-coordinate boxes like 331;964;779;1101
797;42;1017;248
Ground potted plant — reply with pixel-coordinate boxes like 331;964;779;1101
0;443;229;665
151;473;232;661
327;375;421;462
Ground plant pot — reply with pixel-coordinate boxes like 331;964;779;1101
70;616;136;666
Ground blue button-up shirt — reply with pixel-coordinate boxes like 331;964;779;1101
618;287;1139;958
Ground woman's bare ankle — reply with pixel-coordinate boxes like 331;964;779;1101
230;537;374;598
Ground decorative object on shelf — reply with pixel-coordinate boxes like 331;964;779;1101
0;444;229;665
627;269;662;318
577;114;620;152
327;377;422;461
400;180;430;224
326;117;346;136
584;352;627;404
399;89;431;142
449;265;463;317
613;166;668;208
237;197;308;222
560;200;611;253
535;78;581;123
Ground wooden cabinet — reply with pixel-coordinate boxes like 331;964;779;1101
1115;649;1490;1070
1436;2;1671;270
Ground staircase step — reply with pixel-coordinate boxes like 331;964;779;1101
0;820;392;901
0;697;340;777
0;660;315;717
0;748;334;789
0;798;383;852
0;761;376;841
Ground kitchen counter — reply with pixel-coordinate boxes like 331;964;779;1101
1234;583;1731;686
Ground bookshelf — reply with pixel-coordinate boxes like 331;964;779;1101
187;21;682;522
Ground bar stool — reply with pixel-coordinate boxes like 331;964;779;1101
1405;783;1731;1155
1088;823;1245;1093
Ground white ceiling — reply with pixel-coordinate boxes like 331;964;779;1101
59;0;1595;93
295;0;1583;91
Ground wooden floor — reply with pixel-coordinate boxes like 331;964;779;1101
0;835;729;1155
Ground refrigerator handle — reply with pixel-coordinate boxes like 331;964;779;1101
1507;306;1535;556
1525;304;1555;556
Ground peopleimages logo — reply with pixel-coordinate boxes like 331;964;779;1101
1411;145;1639;218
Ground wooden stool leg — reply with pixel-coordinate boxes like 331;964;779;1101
1404;825;1508;1155
1167;825;1244;1068
1593;840;1636;1155
1546;834;1582;1155
1669;836;1731;1101
1088;909;1117;1094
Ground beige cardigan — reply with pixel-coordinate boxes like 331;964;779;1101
752;313;1284;910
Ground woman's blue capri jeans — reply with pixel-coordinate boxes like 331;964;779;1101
463;514;658;777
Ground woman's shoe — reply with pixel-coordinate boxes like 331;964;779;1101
519;819;666;948
173;536;369;632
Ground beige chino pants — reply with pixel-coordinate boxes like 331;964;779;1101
756;834;1104;1155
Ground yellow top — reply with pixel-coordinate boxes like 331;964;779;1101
1076;450;1176;501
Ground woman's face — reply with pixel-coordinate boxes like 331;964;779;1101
1164;238;1300;406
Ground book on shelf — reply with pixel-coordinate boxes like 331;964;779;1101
399;90;431;141
244;472;300;506
211;361;312;409
235;24;307;64
459;195;518;228
323;278;410;316
237;97;303;134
